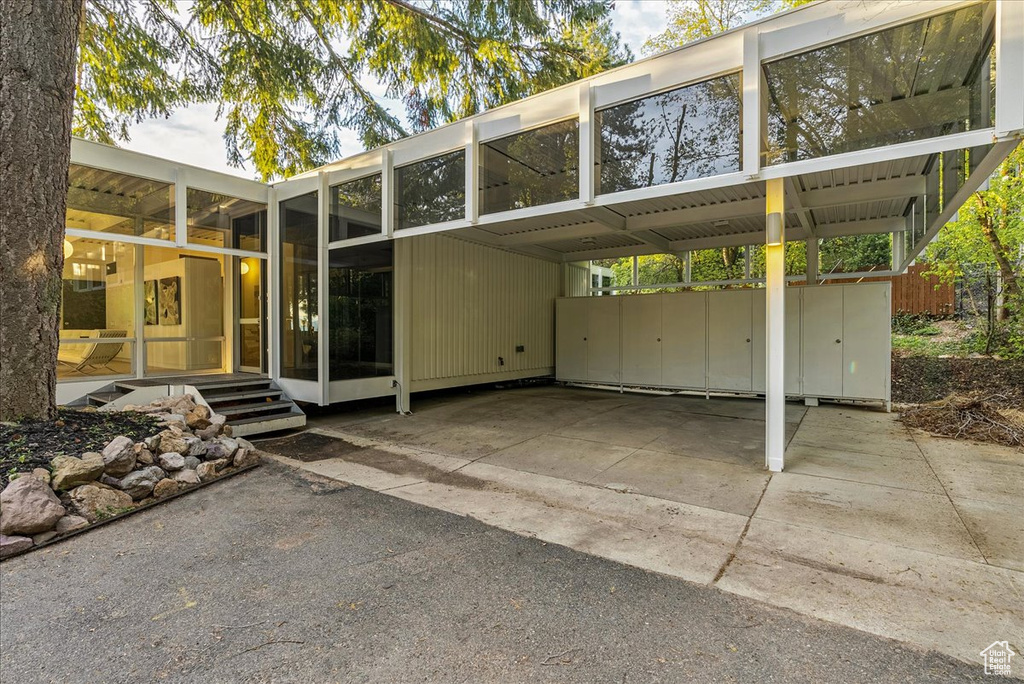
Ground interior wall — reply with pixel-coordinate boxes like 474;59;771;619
408;234;560;390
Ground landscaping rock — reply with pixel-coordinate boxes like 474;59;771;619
205;437;238;462
51;453;105;491
54;515;89;534
195;424;221;441
222;425;233;437
101;435;137;477
157;429;189;455
99;474;122;488
67;484;134;523
172;469;200;485
183;456;201;470
118;467;165;501
157;452;185;472
152;479;178;499
0;534;33;558
184;436;207;458
0;476;66;535
160;414;188;430
144;435;161;451
32;531;57;545
31;468;51;485
210;458;230;472
135;447;154;466
195;462;219;482
186;406;212;430
232;448;259;469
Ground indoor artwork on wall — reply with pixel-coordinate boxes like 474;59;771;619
158;276;181;325
144;280;158;325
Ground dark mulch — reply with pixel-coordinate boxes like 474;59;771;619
0;408;161;488
892;355;1024;405
255;431;364;462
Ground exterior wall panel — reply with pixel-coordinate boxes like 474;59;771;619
408;234;560;390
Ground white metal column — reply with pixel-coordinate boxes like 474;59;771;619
805;237;818;286
393;238;412;413
765;178;786;472
317;172;330;406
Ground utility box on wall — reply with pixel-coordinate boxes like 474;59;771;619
555;282;891;404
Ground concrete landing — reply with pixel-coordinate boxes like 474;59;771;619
259;385;1024;672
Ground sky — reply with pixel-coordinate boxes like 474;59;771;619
120;1;671;179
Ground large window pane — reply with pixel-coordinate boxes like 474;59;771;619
280;192;319;380
330;174;381;241
66;164;175;240
596;74;741;195
764;4;994;165
480;119;579;214
186;188;267;251
819;234;892;275
58;237;136;380
395;151;465;230
328;243;393;380
142;246;224;375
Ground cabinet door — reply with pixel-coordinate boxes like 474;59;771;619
752;288;802;394
621;294;662;386
555;298;588;381
662;292;707;389
801;286;844;397
586;296;621;384
842;283;891;400
707;289;753;391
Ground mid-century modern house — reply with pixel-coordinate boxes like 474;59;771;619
57;0;1023;471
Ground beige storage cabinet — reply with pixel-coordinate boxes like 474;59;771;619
555;282;890;404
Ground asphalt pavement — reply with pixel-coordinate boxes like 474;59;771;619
0;461;999;683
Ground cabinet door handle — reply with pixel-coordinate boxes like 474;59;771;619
746;338;751;343
657;338;661;342
835;339;841;344
583;337;587;341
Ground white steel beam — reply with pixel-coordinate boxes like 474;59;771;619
806;236;819;286
814;218;905;237
996;0;1024;137
764;178;785;473
798;176;926;209
742;26;762;179
579;83;595;204
317;172;329;406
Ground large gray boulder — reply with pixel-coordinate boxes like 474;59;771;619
157;428;189;455
157;452;185;472
232;448;259;469
172;469;200;485
67;485;134;523
0;534;33;558
152;479;178;499
204;437;238;462
54;515;89;534
0;477;65;535
101;436;137;477
118;466;166;500
51;453;105;491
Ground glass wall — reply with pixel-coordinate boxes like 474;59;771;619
819;234;892;275
58;237;136;380
480;119;579;214
330;174;382;241
764;4;995;165
328;243;393;380
237;256;265;372
186;188;267;251
395;151;465;230
596;74;742;195
66;164;175;240
280;192;319;380
143;246;225;375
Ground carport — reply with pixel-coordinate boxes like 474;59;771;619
277;0;1022;473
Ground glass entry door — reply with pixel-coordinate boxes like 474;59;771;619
236;256;266;373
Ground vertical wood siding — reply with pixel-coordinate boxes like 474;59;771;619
409;234;560;386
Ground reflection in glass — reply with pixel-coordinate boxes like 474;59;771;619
596;74;741;195
818;234;892;275
238;257;265;372
480;119;579;214
330;174;382;241
280;192;319;380
395;151;465;230
66;164;175;240
58;237;136;379
186;188;267;251
764;4;994;165
329;243;393;380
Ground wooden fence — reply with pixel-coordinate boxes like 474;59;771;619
827;264;955;315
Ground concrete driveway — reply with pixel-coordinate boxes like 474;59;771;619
0;463;996;683
271;384;1024;670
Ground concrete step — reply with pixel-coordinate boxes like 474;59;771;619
205;389;284;404
217;399;296;417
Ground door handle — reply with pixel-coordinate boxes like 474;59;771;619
746;338;751;343
657;338;661;342
835;339;841;344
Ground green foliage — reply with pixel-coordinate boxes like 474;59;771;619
643;0;814;53
74;0;629;181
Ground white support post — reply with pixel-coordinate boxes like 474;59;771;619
805;237;818;286
174;168;188;247
579;83;595;204
317;171;330;406
995;0;1024;137
133;243;145;378
393;239;412;414
382;149;394;238
765;178;785;472
267;186;280;381
684;251;691;284
465;121;478;223
632;256;638;287
742;27;762;179
224;255;235;373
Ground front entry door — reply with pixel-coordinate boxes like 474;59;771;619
236;256;266;373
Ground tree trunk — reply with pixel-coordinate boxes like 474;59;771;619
0;0;83;420
977;196;1020;321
